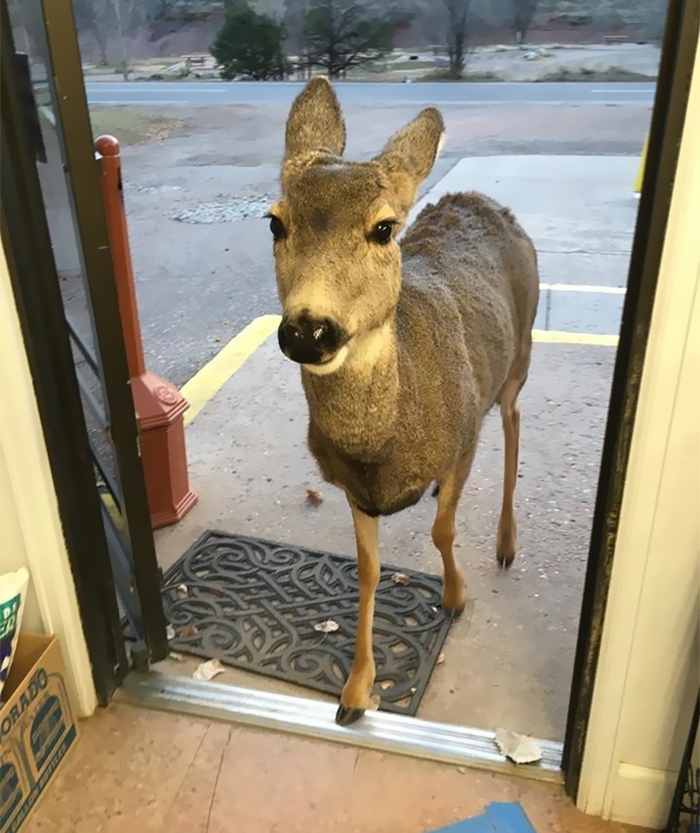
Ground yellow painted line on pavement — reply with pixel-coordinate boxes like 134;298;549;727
179;316;618;428
181;314;281;426
540;283;626;294
533;329;618;347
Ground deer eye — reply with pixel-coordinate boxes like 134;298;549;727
268;214;286;242
371;220;396;245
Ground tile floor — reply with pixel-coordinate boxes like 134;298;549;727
25;703;650;833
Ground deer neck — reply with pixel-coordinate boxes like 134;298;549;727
301;317;400;460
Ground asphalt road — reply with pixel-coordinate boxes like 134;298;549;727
85;80;656;107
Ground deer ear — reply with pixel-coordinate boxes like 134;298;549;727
374;107;445;205
284;78;346;165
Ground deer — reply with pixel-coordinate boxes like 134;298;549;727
269;78;539;727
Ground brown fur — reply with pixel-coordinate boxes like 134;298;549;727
305;191;538;517
271;78;540;722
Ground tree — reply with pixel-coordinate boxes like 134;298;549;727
442;0;473;79
106;0;147;80
284;0;310;58
641;0;667;42
73;0;108;66
211;4;288;81
302;0;396;79
74;0;144;78
74;0;175;73
511;0;538;43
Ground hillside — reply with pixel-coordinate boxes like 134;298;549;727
76;0;667;66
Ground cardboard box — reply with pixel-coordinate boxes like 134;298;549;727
0;633;79;832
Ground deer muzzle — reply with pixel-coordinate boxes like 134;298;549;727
278;313;347;366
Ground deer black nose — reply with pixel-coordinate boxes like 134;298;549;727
278;314;344;365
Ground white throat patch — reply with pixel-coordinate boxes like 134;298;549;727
302;344;349;376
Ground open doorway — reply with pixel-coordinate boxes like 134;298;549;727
2;0;695;799
82;9;663;743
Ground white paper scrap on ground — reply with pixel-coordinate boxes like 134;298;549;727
494;727;543;764
193;658;225;681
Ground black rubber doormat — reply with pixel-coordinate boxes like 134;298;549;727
162;530;454;716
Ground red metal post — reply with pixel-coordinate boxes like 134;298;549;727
95;135;197;530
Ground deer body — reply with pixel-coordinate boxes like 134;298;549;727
271;79;539;725
304;192;537;518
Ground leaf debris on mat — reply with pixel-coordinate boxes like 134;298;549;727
193;658;225;681
178;623;199;639
176;583;188;597
494;728;543;764
166;624;176;641
313;619;339;634
306;488;323;507
391;573;411;586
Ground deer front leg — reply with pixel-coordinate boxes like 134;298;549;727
336;501;380;727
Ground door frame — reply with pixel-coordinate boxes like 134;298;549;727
116;3;700;805
38;0;169;662
1;0;168;700
1;1;126;703
574;27;700;826
1;0;697;811
562;0;699;798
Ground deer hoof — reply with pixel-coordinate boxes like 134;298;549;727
442;582;466;617
335;704;365;726
496;550;515;569
442;599;466;618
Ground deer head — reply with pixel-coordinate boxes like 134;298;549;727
270;78;445;375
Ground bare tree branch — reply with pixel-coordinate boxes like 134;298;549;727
301;0;396;79
511;0;538;44
442;0;473;79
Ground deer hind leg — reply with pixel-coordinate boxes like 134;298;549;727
336;501;380;726
432;449;475;616
497;373;525;568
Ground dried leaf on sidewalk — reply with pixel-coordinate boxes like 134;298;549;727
313;619;339;634
391;573;411;586
169;651;185;662
306;488;324;507
494;727;543;765
436;652;446;665
193;658;225;681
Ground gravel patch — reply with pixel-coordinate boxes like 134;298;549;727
172;196;272;224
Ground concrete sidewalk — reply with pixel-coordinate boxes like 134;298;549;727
410;156;638;335
154;156;638;742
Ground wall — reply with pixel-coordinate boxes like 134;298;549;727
578;35;700;830
0;240;97;717
0;444;43;634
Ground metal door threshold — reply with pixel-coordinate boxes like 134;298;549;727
120;671;563;783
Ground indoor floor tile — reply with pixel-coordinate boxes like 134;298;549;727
23;702;651;833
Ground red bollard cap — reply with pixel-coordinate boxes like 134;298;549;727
95;134;120;156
